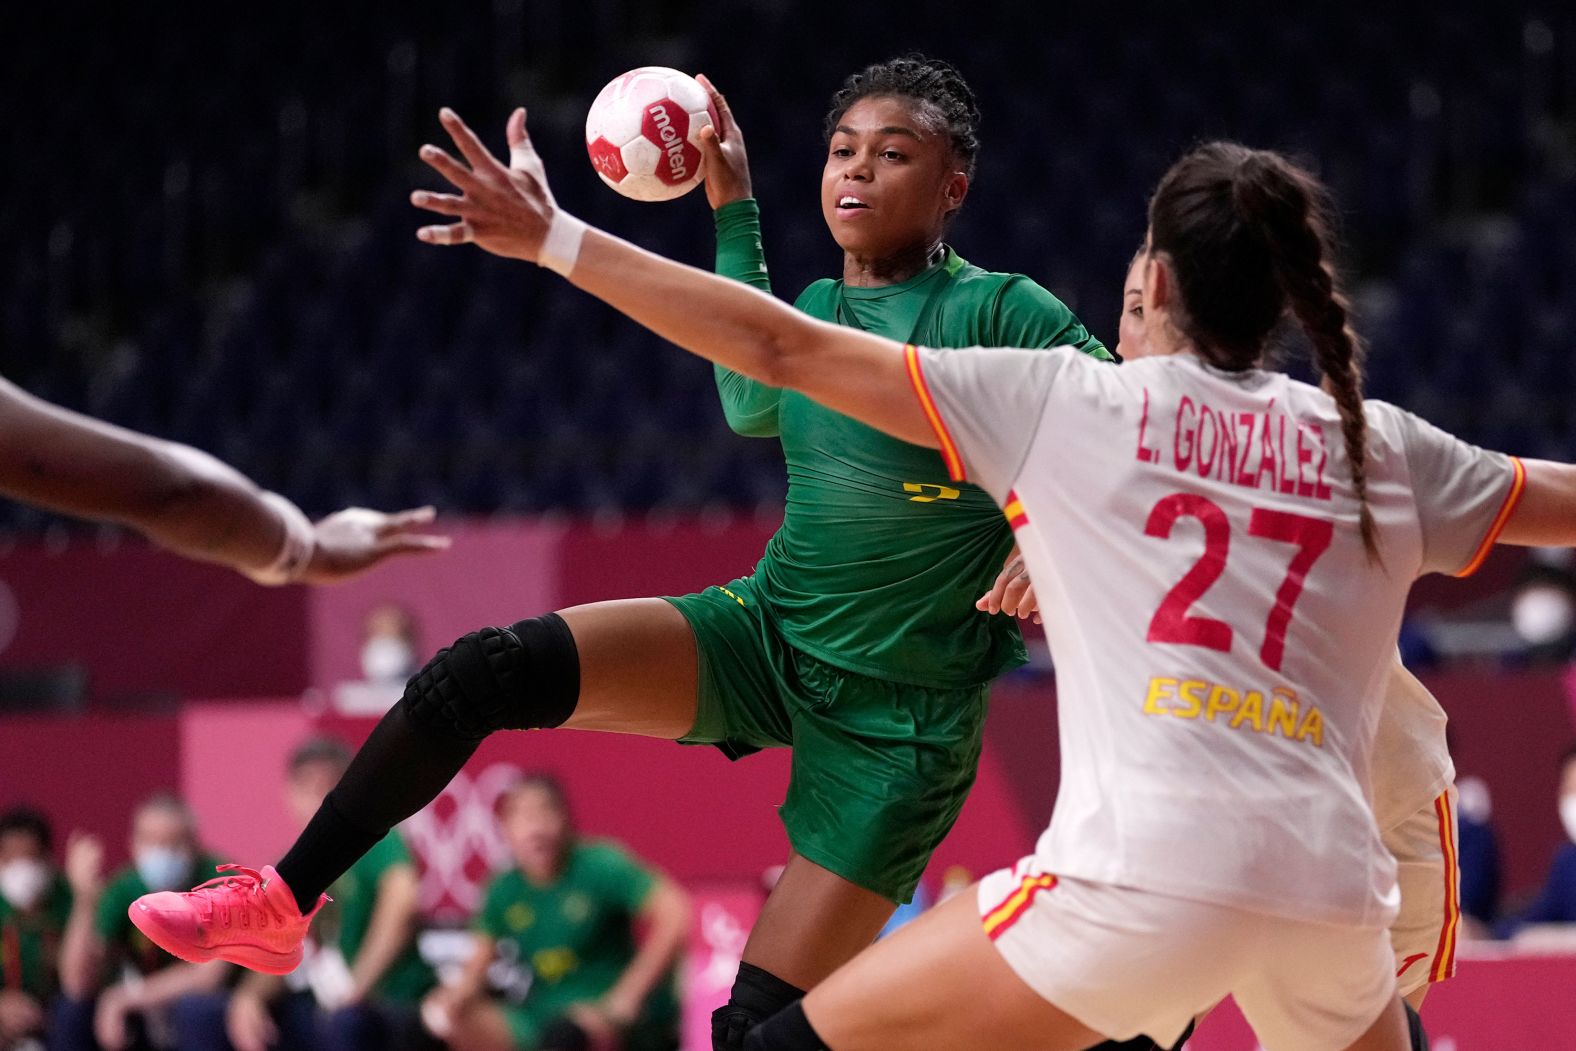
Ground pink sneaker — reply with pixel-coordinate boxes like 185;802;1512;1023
128;865;327;975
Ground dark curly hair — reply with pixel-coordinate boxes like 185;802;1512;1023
824;54;981;178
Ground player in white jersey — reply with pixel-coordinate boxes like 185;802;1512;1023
975;254;1462;1049
410;114;1576;1049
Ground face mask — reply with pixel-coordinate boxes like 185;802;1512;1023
1561;796;1576;846
0;858;51;910
134;847;192;892
361;636;415;683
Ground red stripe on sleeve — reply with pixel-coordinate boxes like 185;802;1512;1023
903;344;967;482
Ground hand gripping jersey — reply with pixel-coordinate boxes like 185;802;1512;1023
909;347;1524;927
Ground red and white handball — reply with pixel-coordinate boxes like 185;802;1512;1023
585;66;717;201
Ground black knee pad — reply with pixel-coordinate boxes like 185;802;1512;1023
741;1000;823;1051
398;613;579;741
713;963;805;1050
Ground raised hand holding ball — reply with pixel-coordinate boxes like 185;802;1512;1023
585;67;717;201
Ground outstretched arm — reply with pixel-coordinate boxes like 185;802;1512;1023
412;108;938;452
0;376;447;584
697;75;783;437
1502;460;1576;549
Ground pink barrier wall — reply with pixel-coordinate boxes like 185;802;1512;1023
0;698;1036;914
0;712;182;868
0;521;1569;901
0;541;308;700
1425;667;1575;895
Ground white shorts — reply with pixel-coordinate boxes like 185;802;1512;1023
977;858;1396;1050
1385;785;1460;997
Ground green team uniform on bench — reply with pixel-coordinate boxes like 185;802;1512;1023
666;198;1111;902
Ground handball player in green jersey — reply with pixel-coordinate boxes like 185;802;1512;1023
132;56;1110;1051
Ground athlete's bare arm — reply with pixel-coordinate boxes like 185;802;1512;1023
0;375;447;583
1502;460;1576;548
412;108;939;452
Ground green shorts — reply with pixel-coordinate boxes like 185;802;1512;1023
664;576;989;904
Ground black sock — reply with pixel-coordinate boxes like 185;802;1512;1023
1404;1000;1429;1051
742;1001;825;1051
275;703;479;912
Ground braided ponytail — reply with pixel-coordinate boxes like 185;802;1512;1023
1231;153;1378;558
1151;143;1379;558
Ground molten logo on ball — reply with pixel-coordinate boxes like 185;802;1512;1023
643;101;697;184
585;66;715;202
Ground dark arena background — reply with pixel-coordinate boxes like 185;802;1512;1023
3;2;1576;1048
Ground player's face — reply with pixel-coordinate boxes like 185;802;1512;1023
822;96;967;260
501;785;570;876
1562;756;1576;799
286;761;342;826
1115;255;1153;360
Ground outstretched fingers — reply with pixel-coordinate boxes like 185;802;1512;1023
414;138;479;245
506;107;535;170
695;74;735;140
416;221;474;245
419;143;479;192
438;107;504;174
376;505;439;535
410;190;466;216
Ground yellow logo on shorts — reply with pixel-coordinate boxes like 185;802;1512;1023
1142;676;1324;748
904;482;961;503
717;586;746;606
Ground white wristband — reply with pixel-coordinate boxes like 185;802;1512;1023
539;211;587;277
243;492;315;586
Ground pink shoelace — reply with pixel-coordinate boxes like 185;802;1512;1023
188;865;278;929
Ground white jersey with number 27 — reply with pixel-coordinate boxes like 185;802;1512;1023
907;345;1523;928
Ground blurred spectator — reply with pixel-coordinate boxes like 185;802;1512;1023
224;735;436;1051
54;794;230;1051
1453;775;1502;936
335;606;424;715
0;807;70;1050
421;775;689;1051
360;605;420;685
1508;563;1576;665
1501;744;1576;934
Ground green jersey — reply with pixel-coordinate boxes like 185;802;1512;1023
0;874;70;1000
475;841;677;1028
713;199;1112;687
320;831;433;1004
97;852;223;976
